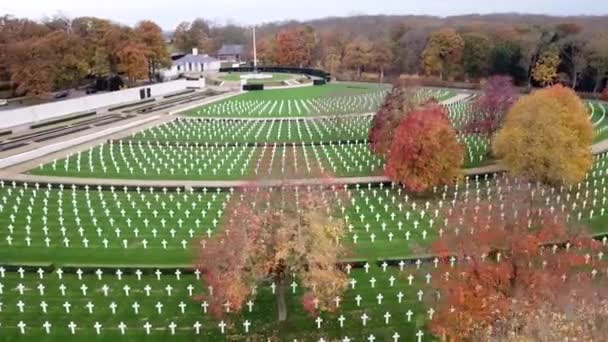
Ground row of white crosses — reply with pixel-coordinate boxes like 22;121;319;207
436;154;608;229
195;90;389;117
45;141;257;177
131;115;372;144
1;262;436;340
42;140;383;179
458;134;491;166
444;96;477;132
9;149;608;252
1;182;229;251
250;141;382;177
12;151;608;252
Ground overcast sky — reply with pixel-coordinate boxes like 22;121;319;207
2;0;608;29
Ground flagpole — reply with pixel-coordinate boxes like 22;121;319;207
253;25;257;72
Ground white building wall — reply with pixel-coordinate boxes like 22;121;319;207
0;79;196;130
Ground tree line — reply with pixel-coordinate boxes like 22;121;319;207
2;13;608;97
0;14;259;98
0;15;175;97
255;20;608;94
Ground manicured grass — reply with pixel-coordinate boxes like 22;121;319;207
0;264;433;341
184;83;392;118
6;84;606;341
29;142;385;180
127;116;372;144
590;101;608;143
219;72;294;83
0;184;434;266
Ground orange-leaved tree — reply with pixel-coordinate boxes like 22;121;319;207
385;104;463;192
134;20;171;80
369;80;421;156
274;26;317;67
429;182;607;340
196;185;349;322
493;84;593;185
117;41;149;85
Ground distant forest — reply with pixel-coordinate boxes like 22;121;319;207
1;13;607;96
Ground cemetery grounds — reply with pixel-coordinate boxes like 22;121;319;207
2;82;608;341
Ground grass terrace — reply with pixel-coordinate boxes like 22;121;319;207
218;72;296;85
184;83;396;117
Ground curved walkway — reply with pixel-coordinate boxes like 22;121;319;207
176;111;376;121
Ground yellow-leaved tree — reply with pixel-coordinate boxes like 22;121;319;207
493;85;593;185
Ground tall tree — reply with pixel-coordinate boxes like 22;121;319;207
371;41;393;83
102;25;133;74
560;34;588;89
422;28;465;80
489;40;526;83
466;75;518;139
197;187;348;322
587;33;608;95
274;26;317;67
323;46;342;75
72;17;114;76
385;104;463;192
0;15;50;84
516;27;544;89
173;19;213;53
532;46;560;86
117;42;149;85
494;85;594;185
392;27;430;75
462;33;492;80
343;38;372;79
8;31;86;96
430;184;605;340
369;80;424;156
134;20;171;80
256;38;276;65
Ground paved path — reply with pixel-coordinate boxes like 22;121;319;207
176;112;376;121
0;165;505;189
0;172;391;188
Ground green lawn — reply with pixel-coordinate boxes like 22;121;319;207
29;142;385;180
0;184;434;266
0;264;433;341
184;83;393;118
4;84;606;340
219;72;294;83
127;116;372;144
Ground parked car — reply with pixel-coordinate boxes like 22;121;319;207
85;87;98;94
54;91;70;99
0;99;7;106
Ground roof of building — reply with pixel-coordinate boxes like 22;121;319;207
173;54;219;66
217;44;245;56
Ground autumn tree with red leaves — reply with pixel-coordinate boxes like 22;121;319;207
196;185;348;322
369;85;416;156
273;26;317;67
429;182;608;340
385;104;463;192
466;75;518;139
